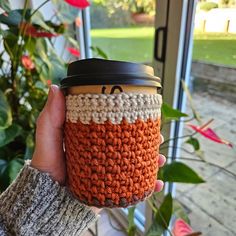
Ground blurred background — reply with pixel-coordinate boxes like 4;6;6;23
0;0;235;235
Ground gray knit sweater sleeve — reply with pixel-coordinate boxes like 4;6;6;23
0;162;97;236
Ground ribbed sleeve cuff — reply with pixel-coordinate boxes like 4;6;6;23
0;162;97;236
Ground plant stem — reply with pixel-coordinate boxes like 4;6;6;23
147;199;157;213
161;131;197;146
11;0;30;119
154;198;175;236
163;116;195;126
107;211;125;232
160;145;196;156
179;157;236;178
30;0;50;17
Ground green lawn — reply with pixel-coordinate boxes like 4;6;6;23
91;27;236;67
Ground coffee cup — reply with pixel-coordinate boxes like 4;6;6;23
61;58;162;208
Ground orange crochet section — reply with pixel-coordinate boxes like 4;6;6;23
65;118;161;208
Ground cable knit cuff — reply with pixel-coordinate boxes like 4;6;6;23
0;161;97;236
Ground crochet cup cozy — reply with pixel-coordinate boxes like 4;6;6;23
65;92;162;208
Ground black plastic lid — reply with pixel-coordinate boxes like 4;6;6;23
60;58;161;88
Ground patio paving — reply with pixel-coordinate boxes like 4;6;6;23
176;91;236;236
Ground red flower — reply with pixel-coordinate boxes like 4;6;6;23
172;219;193;236
188;121;233;148
21;55;35;70
47;80;52;86
64;0;90;9
20;23;58;38
67;47;80;57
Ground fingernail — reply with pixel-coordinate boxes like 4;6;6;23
46;85;58;105
50;85;58;94
154;180;164;192
48;85;58;98
158;154;166;167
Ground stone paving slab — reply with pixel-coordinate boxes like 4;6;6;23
227;161;236;174
176;92;236;236
178;196;234;236
182;171;236;232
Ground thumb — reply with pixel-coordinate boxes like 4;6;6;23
31;85;66;184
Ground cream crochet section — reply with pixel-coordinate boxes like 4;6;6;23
66;93;162;124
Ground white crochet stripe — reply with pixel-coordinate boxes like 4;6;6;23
66;93;162;124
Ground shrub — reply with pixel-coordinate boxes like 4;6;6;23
199;2;219;11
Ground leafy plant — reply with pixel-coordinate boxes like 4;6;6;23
0;0;89;192
94;0;156;15
199;2;218;11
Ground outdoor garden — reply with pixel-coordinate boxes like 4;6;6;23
90;0;236;66
0;0;235;236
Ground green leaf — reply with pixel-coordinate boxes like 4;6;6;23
161;161;205;183
31;11;53;32
156;193;173;229
127;207;136;236
0;123;22;147
186;137;205;161
25;37;37;53
161;103;188;122
0;9;29;26
24;133;35;160
0;0;11;12
195;150;205;161
34;55;50;82
33;39;51;81
5;158;24;182
0;90;12;130
186;137;200;151
172;199;190;224
48;49;67;84
46;21;66;34
146;193;173;236
0;159;7;191
51;0;79;23
90;46;109;59
0;158;24;191
0;159;7;175
2;29;18;59
66;36;80;51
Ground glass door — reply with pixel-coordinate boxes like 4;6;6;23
89;0;197;234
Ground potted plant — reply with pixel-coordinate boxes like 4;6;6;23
129;0;155;24
93;0;155;24
0;0;89;191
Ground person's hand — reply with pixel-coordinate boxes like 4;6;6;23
31;85;66;185
31;85;166;201
155;135;166;192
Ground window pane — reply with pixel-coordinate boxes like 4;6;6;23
176;2;236;235
90;1;155;63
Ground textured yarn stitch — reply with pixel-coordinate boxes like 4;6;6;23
65;93;162;208
66;93;162;124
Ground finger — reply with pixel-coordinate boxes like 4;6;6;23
158;154;166;167
154;180;164;192
160;134;164;144
31;85;66;184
